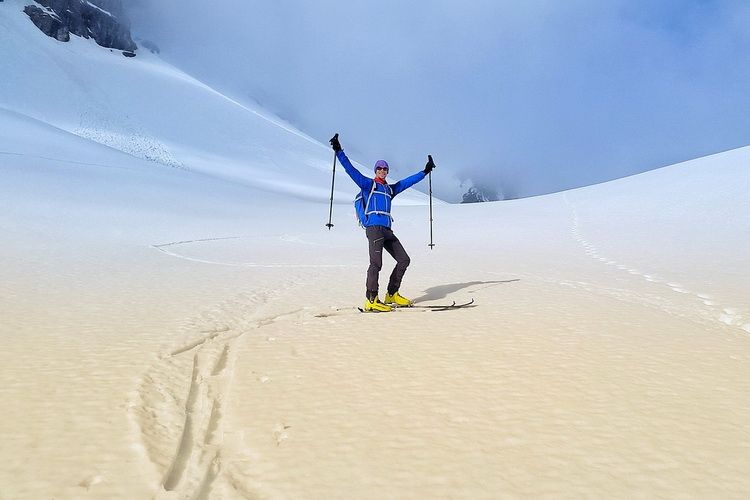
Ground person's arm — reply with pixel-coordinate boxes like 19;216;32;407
390;171;426;196
330;134;372;191
391;155;435;196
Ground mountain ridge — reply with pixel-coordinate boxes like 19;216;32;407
21;0;136;53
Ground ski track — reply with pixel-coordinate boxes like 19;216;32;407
134;231;359;498
130;278;314;499
0;149;143;172
564;194;749;335
152;236;356;269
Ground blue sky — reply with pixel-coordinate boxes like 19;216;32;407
129;1;750;201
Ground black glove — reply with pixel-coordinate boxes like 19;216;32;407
423;154;436;174
330;133;341;152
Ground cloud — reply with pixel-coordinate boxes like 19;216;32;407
128;0;750;201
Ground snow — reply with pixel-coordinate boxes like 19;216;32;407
2;3;750;498
85;1;113;18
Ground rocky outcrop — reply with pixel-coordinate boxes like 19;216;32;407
24;5;67;41
461;186;501;203
23;0;137;54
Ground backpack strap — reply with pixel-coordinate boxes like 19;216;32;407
363;182;394;224
363;181;377;219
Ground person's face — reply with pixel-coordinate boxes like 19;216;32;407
375;166;388;180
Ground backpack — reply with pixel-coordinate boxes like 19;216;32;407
354;182;376;228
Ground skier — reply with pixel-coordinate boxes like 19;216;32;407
329;133;435;312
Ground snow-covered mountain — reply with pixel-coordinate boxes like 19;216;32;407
0;0;430;205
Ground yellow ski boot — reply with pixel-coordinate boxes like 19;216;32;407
364;297;392;312
384;291;413;307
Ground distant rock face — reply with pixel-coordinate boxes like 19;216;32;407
23;0;137;53
461;186;500;203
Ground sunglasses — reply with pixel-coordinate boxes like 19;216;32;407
375;166;389;171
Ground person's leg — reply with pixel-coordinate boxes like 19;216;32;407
383;230;411;295
365;226;385;300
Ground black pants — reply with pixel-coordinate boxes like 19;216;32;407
365;225;411;300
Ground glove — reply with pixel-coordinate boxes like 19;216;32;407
423;154;436;174
329;133;342;152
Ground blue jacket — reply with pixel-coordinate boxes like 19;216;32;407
337;150;426;229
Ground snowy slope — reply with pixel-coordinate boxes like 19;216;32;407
0;0;430;205
437;145;750;333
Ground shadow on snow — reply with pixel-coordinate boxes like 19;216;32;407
413;279;520;303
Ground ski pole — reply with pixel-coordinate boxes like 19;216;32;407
325;141;338;230
428;154;435;248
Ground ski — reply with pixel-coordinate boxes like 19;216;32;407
357;299;475;313
412;298;475;311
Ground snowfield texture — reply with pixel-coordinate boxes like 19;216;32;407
2;2;750;498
